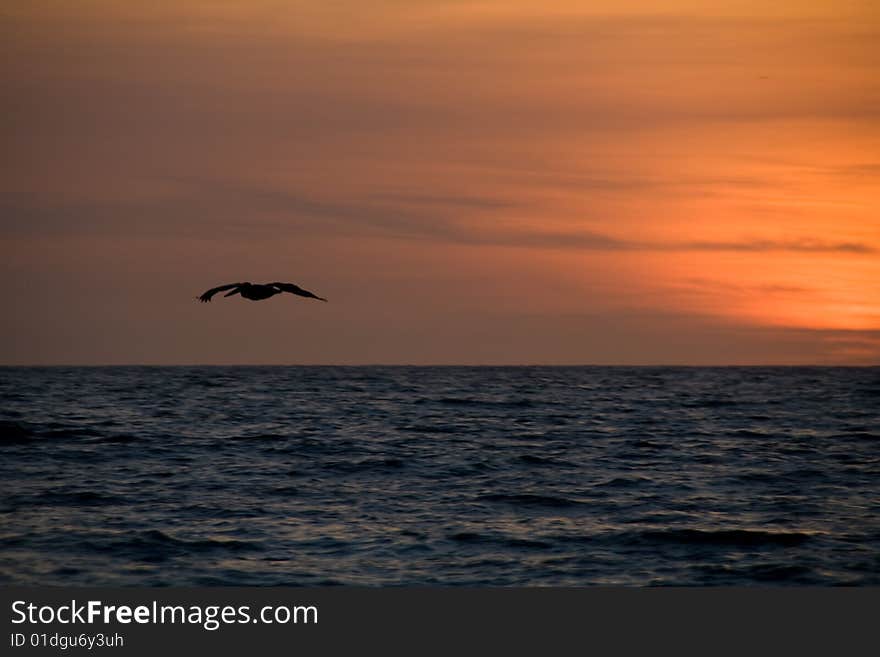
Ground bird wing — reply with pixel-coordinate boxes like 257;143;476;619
198;282;242;303
271;282;328;302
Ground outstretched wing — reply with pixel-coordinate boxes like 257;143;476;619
198;282;242;303
272;282;327;302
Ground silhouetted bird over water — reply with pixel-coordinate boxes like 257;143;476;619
198;282;328;303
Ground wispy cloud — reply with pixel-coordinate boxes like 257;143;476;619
824;163;880;179
2;180;874;256
673;239;876;254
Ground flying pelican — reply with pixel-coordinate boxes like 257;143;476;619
198;282;328;303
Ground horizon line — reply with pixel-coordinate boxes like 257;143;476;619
1;363;876;368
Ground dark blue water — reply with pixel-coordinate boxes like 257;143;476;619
1;366;878;586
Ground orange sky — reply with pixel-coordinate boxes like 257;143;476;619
2;1;878;364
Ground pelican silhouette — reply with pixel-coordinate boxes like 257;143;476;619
198;282;327;303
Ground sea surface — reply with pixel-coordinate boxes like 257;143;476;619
1;366;878;586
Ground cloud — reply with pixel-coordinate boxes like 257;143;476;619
2;179;874;257
674;239;876;254
682;278;814;295
433;228;877;255
824;163;880;179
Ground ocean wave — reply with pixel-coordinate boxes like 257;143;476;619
596;476;653;488
686;399;744;408
634;528;815;547
695;562;818;584
516;454;575;467
448;531;553;550
415;396;535;408
0;421;33;444
828;432;880;442
82;530;264;561
477;493;583;508
323;457;406;473
10;489;119;508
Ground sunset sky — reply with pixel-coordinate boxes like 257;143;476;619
2;1;878;364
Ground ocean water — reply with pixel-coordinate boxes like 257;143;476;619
0;366;878;586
